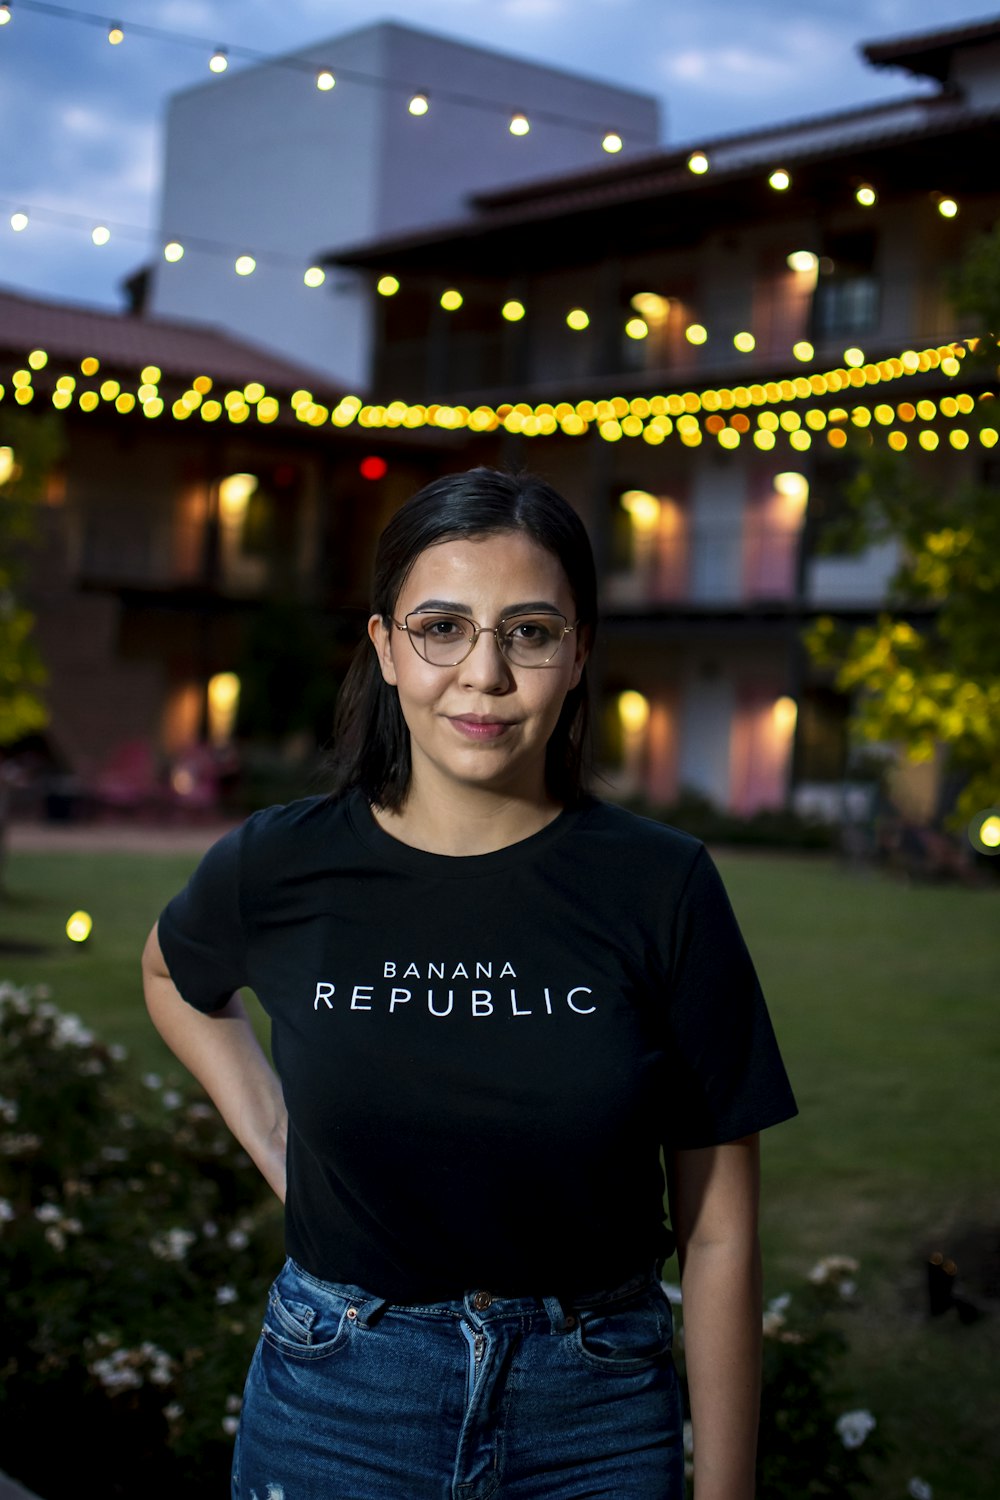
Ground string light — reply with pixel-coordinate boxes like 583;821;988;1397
856;184;877;207
303;266;325;287
10;212;28;231
602;132;623;154
316;69;335;91
625;318;648;340
107;22;123;45
234;255;255;275
769;169;791;191
566;308;589;330
91;225;110;246
209;48;228;73
0;4;11;23
501;300;525;322
163;241;184;261
440;289;463;310
408;93;429;116
938;197;958;218
685;324;708;345
734;332;756;353
509;112;530;136
787;250;817;273
376;275;399;296
687;152;709;174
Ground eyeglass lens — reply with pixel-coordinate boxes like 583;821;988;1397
406;612;568;666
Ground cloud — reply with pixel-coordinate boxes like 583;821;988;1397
658;18;846;99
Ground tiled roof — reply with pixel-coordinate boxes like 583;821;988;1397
328;93;1000;272
0;285;341;390
863;16;1000;81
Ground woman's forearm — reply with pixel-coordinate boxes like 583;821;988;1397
680;1234;762;1500
142;925;287;1202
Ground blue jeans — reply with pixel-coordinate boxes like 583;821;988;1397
233;1257;684;1499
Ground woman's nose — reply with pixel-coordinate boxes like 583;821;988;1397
459;629;512;689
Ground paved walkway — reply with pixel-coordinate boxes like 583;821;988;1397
0;1472;41;1500
8;818;237;856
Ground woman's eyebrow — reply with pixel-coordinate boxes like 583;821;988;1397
409;599;563;615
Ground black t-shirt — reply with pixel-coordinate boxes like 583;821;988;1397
157;791;796;1301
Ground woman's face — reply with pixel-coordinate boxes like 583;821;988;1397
368;531;588;806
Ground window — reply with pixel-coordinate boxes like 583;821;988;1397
812;231;879;339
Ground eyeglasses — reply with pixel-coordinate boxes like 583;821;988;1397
394;610;576;668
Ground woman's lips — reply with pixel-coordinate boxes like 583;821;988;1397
448;716;514;740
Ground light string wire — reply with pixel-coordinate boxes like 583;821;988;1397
1;338;996;450
0;0;655;147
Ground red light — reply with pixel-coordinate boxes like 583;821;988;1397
360;456;387;481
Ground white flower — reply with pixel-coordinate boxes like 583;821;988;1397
838;1278;857;1300
150;1227;196;1262
108;1043;127;1062
53;1013;94;1049
164;1403;184;1422
907;1479;933;1500
225;1394;242;1413
809;1254;860;1286
660;1281;683;1304
835;1409;876;1449
35;1203;62;1223
162;1090;183;1110
0;1096;18;1123
222;1415;240;1436
0;1199;14;1225
226;1228;249;1251
216;1285;238;1305
142;1073;162;1091
44;1226;67;1252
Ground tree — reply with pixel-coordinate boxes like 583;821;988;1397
804;228;1000;830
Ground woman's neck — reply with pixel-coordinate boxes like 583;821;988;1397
371;781;564;856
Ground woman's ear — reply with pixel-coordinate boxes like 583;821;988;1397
569;623;591;690
367;615;397;685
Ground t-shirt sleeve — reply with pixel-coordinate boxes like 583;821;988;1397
156;823;248;1013
662;844;797;1149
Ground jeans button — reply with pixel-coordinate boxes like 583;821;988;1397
562;1314;576;1331
472;1290;493;1311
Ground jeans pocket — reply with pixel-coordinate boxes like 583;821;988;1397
260;1261;354;1362
571;1286;674;1372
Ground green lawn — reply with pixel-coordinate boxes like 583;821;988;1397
2;842;998;1497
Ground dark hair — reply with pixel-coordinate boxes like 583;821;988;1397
328;467;598;809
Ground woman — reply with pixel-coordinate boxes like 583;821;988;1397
143;467;796;1500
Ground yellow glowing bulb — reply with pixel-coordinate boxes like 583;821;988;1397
773;696;798;735
0;446;14;485
618;690;651;734
620;490;660;532
509;112;530;136
792;341;814;363
502;300;525;322
80;356;99;376
685;323;708;345
566;308;590;331
856;184;877;207
0;5;11;25
440;289;463;311
625;317;648;340
66;910;93;944
602;131;623;154
10;212;28;232
377;274;400;296
141;366;161;384
978;815;1000;849
27;349;47;370
769;169;791;191
408;93;429;116
938;197;958;218
108;24;123;44
235;255;256;276
734;331;756;353
209;48;228;73
304;266;326;287
92;225;111;246
163;240;184;262
687;151;709;174
316;70;335;91
844;347;865;367
786;250;817;273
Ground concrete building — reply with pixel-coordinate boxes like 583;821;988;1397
148;21;660;388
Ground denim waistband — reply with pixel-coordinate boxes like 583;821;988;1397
284;1258;662;1333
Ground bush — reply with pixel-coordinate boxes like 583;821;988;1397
0;981;282;1499
625;790;837;850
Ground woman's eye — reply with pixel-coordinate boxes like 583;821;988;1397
507;620;556;645
422;617;464;637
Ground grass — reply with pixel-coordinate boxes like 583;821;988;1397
2;839;999;1497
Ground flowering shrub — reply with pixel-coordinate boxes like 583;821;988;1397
0;981;282;1499
669;1251;886;1497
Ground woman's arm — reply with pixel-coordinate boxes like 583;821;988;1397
667;1133;762;1500
141;922;288;1203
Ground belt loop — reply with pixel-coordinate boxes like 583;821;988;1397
542;1294;576;1335
350;1294;389;1329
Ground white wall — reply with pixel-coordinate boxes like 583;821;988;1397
149;22;660;387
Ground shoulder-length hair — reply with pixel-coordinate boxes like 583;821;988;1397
328;467;598;809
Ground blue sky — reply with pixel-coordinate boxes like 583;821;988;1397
1;0;997;309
